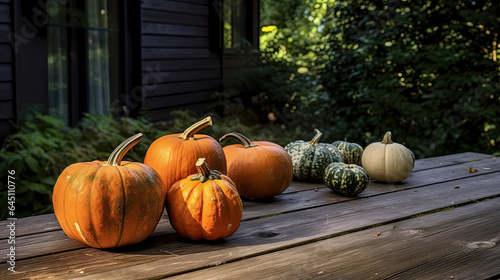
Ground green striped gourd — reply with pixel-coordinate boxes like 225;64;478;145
284;129;343;182
323;162;369;196
332;140;364;166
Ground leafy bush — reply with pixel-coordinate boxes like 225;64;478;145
317;0;500;157
252;0;500;158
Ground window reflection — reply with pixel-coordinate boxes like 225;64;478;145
47;0;120;124
47;26;69;123
87;0;119;117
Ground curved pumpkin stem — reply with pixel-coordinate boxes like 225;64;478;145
178;116;212;140
309;129;322;146
196;158;212;177
191;158;222;183
105;133;143;166
381;131;393;144
219;132;257;148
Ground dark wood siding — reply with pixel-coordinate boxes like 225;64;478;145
141;0;222;121
0;0;13;137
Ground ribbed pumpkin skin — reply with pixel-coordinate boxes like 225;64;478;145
223;141;293;199
144;133;227;193
52;161;166;248
323;163;369;196
361;132;414;182
166;171;242;240
284;141;342;182
332;141;364;166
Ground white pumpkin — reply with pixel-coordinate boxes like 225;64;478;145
361;131;414;182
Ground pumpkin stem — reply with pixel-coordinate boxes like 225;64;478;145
105;133;143;166
192;158;222;183
219;132;257;148
196;158;212;177
381;131;393;144
178;116;212;140
309;129;322;146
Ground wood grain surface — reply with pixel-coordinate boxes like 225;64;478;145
0;152;498;280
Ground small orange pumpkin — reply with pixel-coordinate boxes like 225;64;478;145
144;117;227;193
219;132;293;199
52;133;166;248
166;158;243;240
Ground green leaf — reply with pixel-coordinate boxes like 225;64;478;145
25;156;41;174
27;183;53;195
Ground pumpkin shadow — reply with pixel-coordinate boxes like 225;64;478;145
106;192;321;259
101;179;402;272
94;180;405;279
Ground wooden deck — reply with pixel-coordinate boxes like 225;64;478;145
1;152;500;279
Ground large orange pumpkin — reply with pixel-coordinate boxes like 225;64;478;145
219;132;293;199
166;158;243;240
144;116;227;193
52;133;166;248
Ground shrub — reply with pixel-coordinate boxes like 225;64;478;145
254;0;500;158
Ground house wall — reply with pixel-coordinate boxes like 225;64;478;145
140;0;223;121
0;0;13;138
0;0;260;138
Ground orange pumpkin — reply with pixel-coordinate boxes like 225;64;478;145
144;116;227;193
220;132;293;199
166;158;243;240
52;133;166;248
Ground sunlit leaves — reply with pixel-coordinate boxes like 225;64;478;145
259;0;500;158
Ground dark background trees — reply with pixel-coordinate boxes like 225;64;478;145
256;0;499;158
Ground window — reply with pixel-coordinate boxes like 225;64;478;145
47;0;121;125
222;0;258;49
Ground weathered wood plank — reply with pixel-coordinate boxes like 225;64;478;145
2;171;499;279
0;24;10;43
0;100;13;119
0;63;12;81
168;197;500;280
0;155;493;241
144;79;221;97
1;155;496;240
142;48;216;60
0;44;12;63
0;81;12;100
142;69;220;85
285;155;498;193
143;35;209;48
142;0;208;15
143;91;214;110
142;59;220;72
412;151;494;171
0;4;10;23
143;10;208;27
143;23;208;36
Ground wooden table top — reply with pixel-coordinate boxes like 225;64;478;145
1;152;499;279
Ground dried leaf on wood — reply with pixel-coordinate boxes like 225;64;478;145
467;167;478;173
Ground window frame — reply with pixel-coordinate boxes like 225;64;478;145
13;0;141;127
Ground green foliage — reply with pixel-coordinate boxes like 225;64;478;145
255;0;500;158
318;0;500;157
